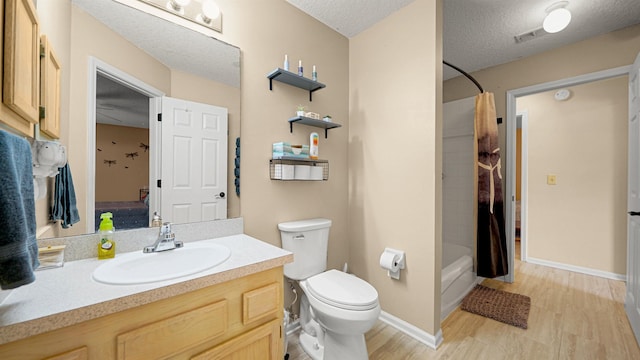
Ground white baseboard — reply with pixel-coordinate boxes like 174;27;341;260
526;256;626;281
379;310;443;349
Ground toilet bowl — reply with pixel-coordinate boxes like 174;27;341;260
300;270;380;359
279;219;380;360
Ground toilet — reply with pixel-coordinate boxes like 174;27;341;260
279;218;380;360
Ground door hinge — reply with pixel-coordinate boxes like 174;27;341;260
157;179;161;188
39;106;46;119
40;43;45;58
157;113;162;122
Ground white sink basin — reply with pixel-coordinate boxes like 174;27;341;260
92;242;231;285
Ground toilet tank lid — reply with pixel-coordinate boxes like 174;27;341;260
278;218;332;232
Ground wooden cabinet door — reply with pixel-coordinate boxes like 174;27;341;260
191;319;282;360
39;35;61;138
3;0;40;124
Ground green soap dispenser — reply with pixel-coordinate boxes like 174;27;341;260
98;212;116;259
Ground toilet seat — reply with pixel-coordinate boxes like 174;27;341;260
306;270;379;311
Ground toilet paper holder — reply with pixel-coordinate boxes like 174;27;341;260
379;247;406;280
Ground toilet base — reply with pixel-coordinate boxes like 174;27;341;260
299;330;323;360
323;332;368;360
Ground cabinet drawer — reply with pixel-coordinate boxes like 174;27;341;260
43;347;88;360
242;283;280;325
191;318;281;360
117;300;228;360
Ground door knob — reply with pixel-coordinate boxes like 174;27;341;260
215;192;226;199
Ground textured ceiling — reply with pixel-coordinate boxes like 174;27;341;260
286;0;416;38
288;0;640;80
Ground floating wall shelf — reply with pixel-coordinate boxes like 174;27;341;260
288;116;341;139
267;68;326;101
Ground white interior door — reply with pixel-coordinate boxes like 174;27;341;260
160;96;228;224
626;51;640;345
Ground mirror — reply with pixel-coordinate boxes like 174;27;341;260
37;0;241;238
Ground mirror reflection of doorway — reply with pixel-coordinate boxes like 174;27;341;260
87;57;165;234
95;73;151;231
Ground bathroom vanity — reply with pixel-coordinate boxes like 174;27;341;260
0;234;292;359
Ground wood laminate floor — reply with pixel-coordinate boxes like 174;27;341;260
286;241;640;359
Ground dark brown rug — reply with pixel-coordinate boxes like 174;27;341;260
461;284;531;329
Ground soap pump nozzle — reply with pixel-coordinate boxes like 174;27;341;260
152;212;162;227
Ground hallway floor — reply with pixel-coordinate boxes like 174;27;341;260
287;243;640;359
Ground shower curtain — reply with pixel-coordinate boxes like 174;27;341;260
474;92;508;278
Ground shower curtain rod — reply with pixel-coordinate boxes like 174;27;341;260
443;60;484;93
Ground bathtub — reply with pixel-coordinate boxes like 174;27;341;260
441;242;478;320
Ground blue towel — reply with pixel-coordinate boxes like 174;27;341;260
51;163;80;229
0;130;39;289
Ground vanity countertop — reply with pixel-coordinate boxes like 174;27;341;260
0;234;293;346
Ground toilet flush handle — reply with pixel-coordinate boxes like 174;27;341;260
294;234;305;240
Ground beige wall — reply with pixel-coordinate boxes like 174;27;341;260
210;0;351;275
518;77;628;275
95;124;149;202
349;0;442;336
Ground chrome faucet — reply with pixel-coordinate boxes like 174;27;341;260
143;222;184;253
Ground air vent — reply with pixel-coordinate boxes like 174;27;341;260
514;27;546;43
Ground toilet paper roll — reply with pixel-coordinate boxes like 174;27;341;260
379;251;400;272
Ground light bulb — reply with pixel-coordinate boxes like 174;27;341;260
167;0;190;13
201;0;220;21
543;8;571;33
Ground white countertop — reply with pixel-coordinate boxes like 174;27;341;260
0;234;292;345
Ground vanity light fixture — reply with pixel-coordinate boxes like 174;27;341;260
198;0;221;25
167;0;190;15
140;0;222;33
543;1;571;34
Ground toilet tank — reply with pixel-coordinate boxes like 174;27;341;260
278;218;332;280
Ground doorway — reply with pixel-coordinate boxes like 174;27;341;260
87;57;164;233
505;66;631;283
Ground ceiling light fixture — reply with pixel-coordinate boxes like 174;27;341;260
543;1;571;33
140;0;222;32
